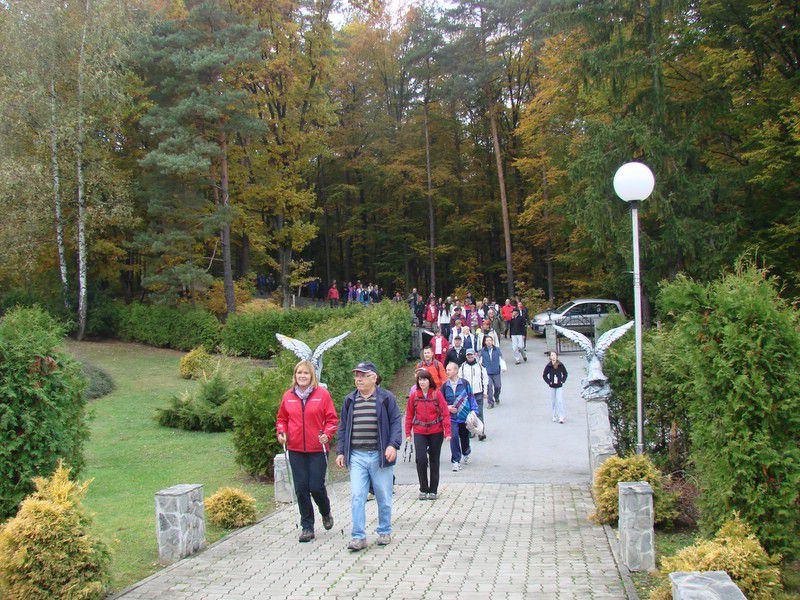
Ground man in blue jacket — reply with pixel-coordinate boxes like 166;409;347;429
336;361;403;551
479;335;507;408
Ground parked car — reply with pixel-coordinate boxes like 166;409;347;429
530;299;626;335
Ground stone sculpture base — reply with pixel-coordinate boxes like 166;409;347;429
669;571;746;599
155;484;206;564
618;481;656;572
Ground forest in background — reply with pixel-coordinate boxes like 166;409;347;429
0;0;797;335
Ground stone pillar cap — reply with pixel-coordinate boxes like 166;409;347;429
156;484;203;496
668;571;746;599
617;481;654;494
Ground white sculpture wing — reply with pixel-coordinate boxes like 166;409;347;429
312;330;351;364
595;321;634;362
553;325;594;358
275;333;313;361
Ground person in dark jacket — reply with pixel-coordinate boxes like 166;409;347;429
509;308;528;364
336;362;402;551
276;360;339;542
405;370;451;500
444;336;467;367
542;351;568;423
441;361;479;471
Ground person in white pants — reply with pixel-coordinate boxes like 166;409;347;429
509;308;528;364
542;351;568;423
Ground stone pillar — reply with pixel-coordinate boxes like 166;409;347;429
618;481;655;571
545;323;557;353
155;484;206;564
586;400;616;475
274;452;296;503
669;571;746;599
411;326;423;360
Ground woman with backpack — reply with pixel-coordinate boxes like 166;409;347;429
542;351;568;423
405;370;451;500
442;361;479;471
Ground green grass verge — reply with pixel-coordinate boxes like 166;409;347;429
64;340;275;592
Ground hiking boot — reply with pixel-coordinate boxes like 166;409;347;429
515;360;520;365
523;354;527;362
418;492;428;500
452;462;460;472
478;434;487;441
299;529;315;543
347;538;367;551
376;534;391;546
427;492;438;500
488;404;494;409
559;418;565;424
462;454;471;465
322;514;334;530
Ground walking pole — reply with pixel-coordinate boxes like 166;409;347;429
283;441;296;508
319;430;329;484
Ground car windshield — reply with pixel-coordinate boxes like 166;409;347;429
554;301;575;313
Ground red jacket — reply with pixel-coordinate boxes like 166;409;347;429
501;305;514;321
405;388;451;437
424;304;438;323
429;335;449;363
327;286;339;300
276;386;338;453
416;359;447;390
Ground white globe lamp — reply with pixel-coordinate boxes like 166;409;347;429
613;162;655;202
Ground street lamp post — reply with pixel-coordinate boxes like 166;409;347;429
613;162;655;455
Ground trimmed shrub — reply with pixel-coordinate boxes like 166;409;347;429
0;462;111;599
0;306;88;519
659;264;800;558
179;346;214;380
220;303;362;358
591;454;679;528
204;487;257;528
231;301;410;477
650;516;782;600
115;302;221;350
157;367;235;432
81;362;115;400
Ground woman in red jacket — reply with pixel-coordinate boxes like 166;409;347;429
405;369;451;500
276;360;339;542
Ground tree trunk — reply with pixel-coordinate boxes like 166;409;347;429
423;100;436;296
276;213;292;308
542;162;554;304
239;232;250;276
218;126;236;315
75;0;90;341
49;76;69;310
489;108;515;299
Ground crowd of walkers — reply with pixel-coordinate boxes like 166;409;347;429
275;287;570;552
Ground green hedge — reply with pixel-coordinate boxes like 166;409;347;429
114;303;222;351
0;307;88;519
220;304;362;358
231;301;410;478
606;262;800;559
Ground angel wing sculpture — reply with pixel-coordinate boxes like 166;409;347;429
554;321;634;401
275;331;351;383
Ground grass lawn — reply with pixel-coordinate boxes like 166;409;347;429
65;340;275;592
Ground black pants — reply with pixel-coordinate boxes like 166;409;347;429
503;320;511;338
440;323;451;341
413;432;444;494
288;451;331;531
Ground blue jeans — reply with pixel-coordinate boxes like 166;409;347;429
349;449;394;539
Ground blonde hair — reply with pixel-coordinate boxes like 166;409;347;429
293;360;319;389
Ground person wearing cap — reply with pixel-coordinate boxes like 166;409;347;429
405;369;451;500
459;348;488;440
509;308;528;364
444;335;467;368
336;361;403;551
276;360;339;542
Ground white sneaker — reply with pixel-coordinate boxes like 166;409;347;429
452;462;460;472
462;455;471;465
559;418;565;424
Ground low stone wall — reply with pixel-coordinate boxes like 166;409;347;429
586;399;617;476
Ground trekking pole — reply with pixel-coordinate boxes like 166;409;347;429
319;430;329;484
282;441;297;516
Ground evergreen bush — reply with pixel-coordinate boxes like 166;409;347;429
220;303;362;358
204;487;257;528
115;302;221;350
231;301;409;477
0;306;88;519
0;463;110;599
650;516;782;600
179;346;214;379
80;362;115;400
157;367;235;432
591;454;679;527
659;264;800;559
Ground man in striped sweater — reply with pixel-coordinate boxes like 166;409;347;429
336;362;403;552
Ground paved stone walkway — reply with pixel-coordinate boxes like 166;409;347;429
118;338;631;599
